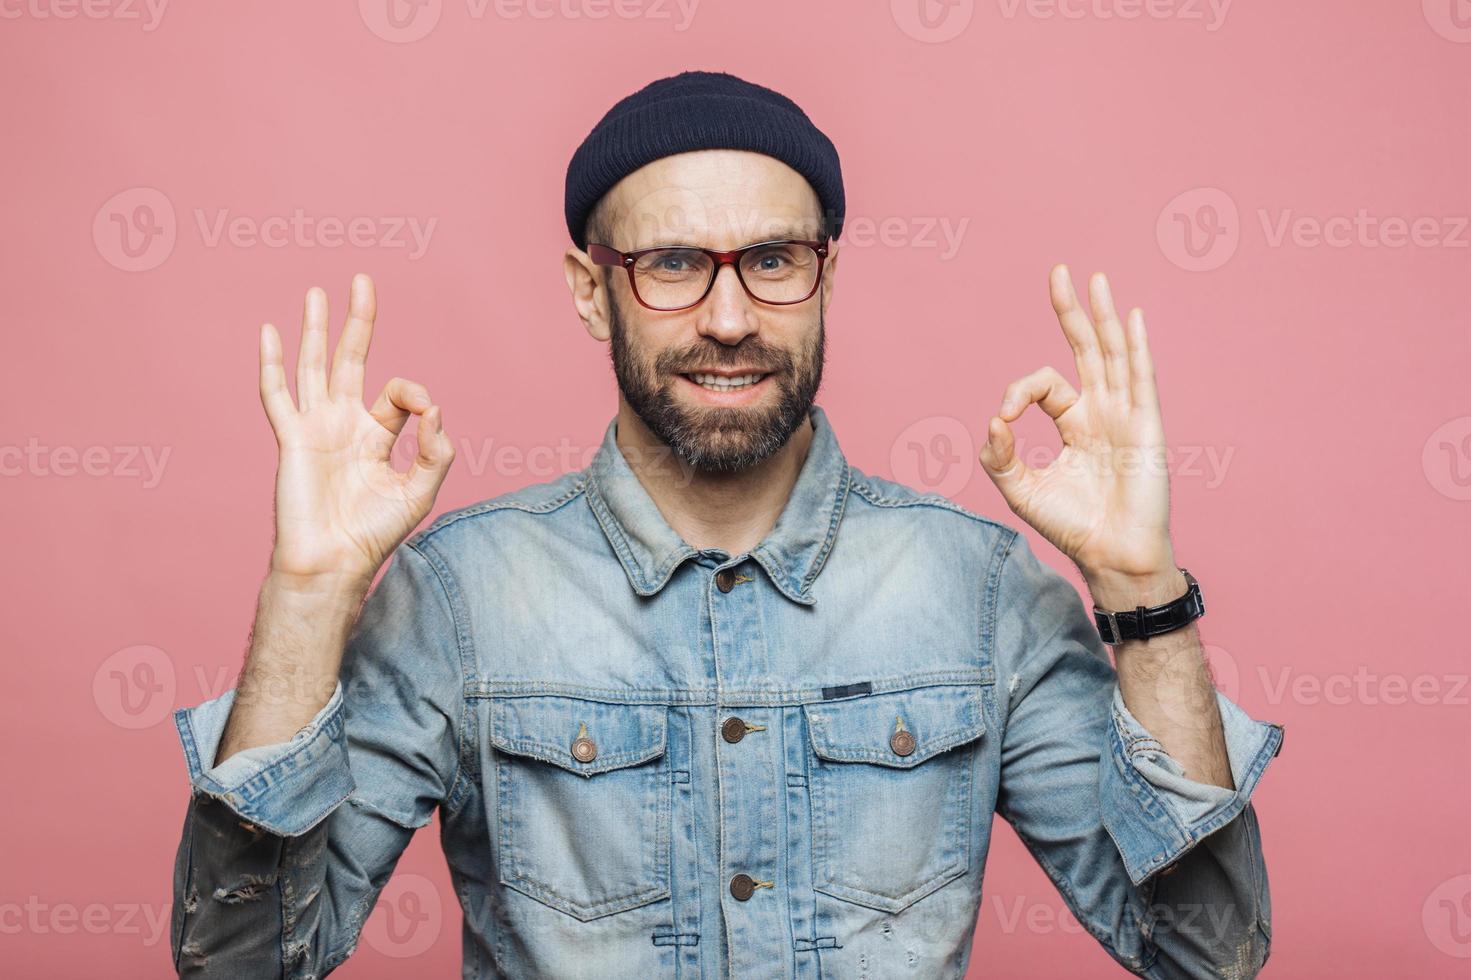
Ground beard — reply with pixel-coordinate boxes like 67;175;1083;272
608;298;825;474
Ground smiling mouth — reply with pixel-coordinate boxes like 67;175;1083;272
680;372;771;392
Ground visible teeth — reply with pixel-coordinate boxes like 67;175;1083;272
690;373;764;390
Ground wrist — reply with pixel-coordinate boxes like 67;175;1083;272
223;573;367;756
264;566;374;603
1084;566;1188;610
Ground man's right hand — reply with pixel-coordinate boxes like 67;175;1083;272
263;273;455;588
215;274;454;764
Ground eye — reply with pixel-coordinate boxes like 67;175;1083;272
745;245;798;275
638;248;707;279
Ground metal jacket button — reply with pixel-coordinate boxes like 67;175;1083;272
721;717;747;744
890;729;916;757
715;569;737;593
570;723;597;763
729;873;756;901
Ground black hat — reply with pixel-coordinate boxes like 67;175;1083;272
564;70;845;249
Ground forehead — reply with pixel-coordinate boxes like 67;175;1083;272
600;149;823;250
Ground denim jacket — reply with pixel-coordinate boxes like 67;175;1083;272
171;404;1282;979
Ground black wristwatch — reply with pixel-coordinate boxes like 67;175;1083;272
1092;569;1204;645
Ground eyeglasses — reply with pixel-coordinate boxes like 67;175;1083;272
588;238;829;312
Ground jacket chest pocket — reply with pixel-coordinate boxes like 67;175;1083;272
802;685;986;913
490;695;671;921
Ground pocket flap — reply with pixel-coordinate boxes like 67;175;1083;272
804;686;985;768
490;696;666;776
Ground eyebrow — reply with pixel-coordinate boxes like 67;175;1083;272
646;225;824;249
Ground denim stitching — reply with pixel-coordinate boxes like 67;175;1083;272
406;539;477;816
466;671;993;705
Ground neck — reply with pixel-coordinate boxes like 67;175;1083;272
612;399;814;557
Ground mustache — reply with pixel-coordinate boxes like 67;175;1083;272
655;339;793;376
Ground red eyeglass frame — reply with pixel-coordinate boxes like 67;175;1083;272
587;239;830;312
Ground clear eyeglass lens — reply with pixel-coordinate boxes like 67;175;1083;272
632;244;819;308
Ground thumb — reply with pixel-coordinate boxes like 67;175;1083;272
978;415;1029;504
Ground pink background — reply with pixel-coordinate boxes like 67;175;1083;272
3;2;1469;977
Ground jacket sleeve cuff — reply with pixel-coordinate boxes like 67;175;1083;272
173;683;355;837
1100;686;1283;886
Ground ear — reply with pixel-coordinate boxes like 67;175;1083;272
564;246;612;342
818;241;840;316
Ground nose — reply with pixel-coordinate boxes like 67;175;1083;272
694;263;760;346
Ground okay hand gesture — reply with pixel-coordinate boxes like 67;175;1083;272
258;274;455;588
978;266;1183;606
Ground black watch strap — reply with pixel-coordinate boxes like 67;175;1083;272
1092;569;1204;645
